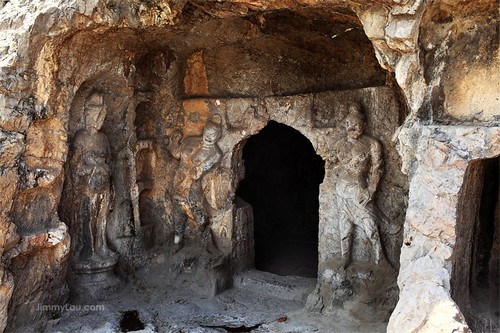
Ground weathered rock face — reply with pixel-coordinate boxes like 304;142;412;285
0;0;498;332
451;155;499;332
391;125;499;333
419;0;499;124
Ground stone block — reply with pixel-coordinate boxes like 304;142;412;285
171;248;233;297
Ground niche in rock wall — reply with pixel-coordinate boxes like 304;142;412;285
135;101;159;248
59;81;137;265
135;101;156;141
134;50;172;93
58;86;136;304
236;121;325;278
136;143;155;190
452;156;499;332
139;189;157;249
181;7;387;98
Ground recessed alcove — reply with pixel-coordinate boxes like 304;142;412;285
3;2;410;332
50;5;405;329
2;0;499;332
236;121;325;278
452;156;500;332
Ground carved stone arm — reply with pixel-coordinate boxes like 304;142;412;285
368;139;383;197
168;129;183;159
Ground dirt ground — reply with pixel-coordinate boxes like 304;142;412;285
32;269;387;333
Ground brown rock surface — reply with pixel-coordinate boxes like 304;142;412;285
0;0;498;332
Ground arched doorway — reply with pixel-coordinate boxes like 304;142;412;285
236;121;325;278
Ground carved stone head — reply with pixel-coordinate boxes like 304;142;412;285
84;92;106;132
202;119;222;147
345;103;366;140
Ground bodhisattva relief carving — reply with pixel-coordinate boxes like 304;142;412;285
331;103;386;268
169;117;223;253
67;92;117;263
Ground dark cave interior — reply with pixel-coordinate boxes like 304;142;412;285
470;156;500;331
236;121;325;278
452;156;500;332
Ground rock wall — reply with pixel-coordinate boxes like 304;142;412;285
165;88;407;267
391;125;499;333
0;0;498;332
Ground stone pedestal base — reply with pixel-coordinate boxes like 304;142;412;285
171;245;232;297
132;243;232;298
69;256;121;304
306;260;398;322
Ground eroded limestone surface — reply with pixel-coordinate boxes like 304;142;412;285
0;1;498;332
41;269;387;333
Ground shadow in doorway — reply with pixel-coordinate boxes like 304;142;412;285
236;121;325;278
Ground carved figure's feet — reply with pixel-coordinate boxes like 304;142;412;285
97;248;116;259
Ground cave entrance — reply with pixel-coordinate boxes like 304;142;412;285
236;121;325;278
452;156;499;332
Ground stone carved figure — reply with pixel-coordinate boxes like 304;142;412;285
169;118;223;252
69;92;116;261
331;103;386;267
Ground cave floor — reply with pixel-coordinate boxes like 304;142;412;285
256;239;318;278
38;269;387;333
